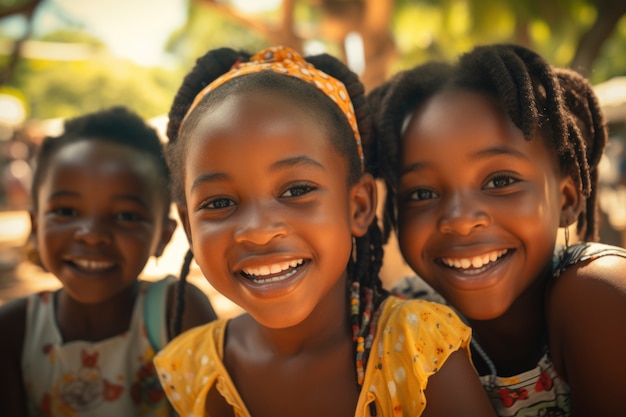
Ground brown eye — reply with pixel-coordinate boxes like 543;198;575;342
408;188;438;201
485;175;517;189
206;198;235;209
281;183;316;198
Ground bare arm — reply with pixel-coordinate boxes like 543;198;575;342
548;254;626;417
0;298;28;417
421;349;496;417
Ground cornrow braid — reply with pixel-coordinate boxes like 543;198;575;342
166;46;388;388
371;44;603;243
554;67;607;241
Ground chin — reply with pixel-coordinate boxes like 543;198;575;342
462;305;510;322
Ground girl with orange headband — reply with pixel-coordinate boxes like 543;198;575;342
154;46;495;417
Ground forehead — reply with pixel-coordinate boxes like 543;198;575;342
183;90;348;174
189;90;329;146
402;89;560;168
404;89;523;149
47;139;162;187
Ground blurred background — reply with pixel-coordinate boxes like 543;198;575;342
1;0;625;316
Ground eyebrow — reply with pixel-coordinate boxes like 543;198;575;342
48;190;150;209
400;145;529;177
190;155;324;191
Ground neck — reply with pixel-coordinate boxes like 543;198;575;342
232;276;352;359
468;270;549;375
56;281;139;342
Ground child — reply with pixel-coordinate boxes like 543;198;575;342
153;46;496;417
369;43;626;416
0;107;218;417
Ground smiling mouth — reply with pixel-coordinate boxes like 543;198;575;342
440;249;509;275
241;259;305;284
68;258;115;272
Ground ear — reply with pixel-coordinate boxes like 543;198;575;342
176;204;193;245
350;173;378;237
155;217;177;257
558;175;583;227
26;208;44;267
28;209;37;246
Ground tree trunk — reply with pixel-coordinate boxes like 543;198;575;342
570;0;626;76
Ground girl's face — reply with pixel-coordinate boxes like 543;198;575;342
178;90;373;329
397;89;578;320
32;140;175;304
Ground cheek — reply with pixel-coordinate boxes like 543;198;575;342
396;218;426;263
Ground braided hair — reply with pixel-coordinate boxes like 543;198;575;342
370;43;606;243
553;67;607;240
165;47;388;384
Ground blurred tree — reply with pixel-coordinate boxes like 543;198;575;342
3;27;181;119
187;0;396;90
0;0;41;85
1;0;626;119
186;0;626;88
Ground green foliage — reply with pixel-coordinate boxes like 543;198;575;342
165;2;270;70
8;53;181;120
2;0;626;124
391;0;626;84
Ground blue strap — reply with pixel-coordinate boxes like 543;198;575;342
144;275;175;351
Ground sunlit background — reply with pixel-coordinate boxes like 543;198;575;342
1;0;625;315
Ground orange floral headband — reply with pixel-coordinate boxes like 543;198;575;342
181;45;364;170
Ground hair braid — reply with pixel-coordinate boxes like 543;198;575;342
308;53;389;386
172;248;194;337
555;67;607;241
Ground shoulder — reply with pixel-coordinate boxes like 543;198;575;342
156;319;227;367
362;297;484;415
0;297;30;417
375;296;471;370
547;242;626;412
380;295;470;339
0;296;29;354
549;242;626;307
154;319;228;416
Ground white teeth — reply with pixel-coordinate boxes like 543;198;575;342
243;259;304;277
252;269;298;284
73;259;114;271
442;249;508;271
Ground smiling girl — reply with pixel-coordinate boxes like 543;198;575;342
152;46;495;417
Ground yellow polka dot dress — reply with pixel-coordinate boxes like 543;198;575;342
154;296;471;416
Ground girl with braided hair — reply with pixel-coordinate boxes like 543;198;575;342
0;106;217;417
153;45;495;417
369;43;626;417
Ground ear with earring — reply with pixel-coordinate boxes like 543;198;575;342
564;226;570;249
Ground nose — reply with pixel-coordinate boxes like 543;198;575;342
74;216;113;245
233;201;289;245
437;191;490;235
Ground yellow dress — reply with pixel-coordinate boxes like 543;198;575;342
154;296;471;417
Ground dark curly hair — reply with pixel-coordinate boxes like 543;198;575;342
31;106;171;212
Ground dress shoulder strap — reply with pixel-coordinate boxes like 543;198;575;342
145;275;176;350
553;242;626;278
